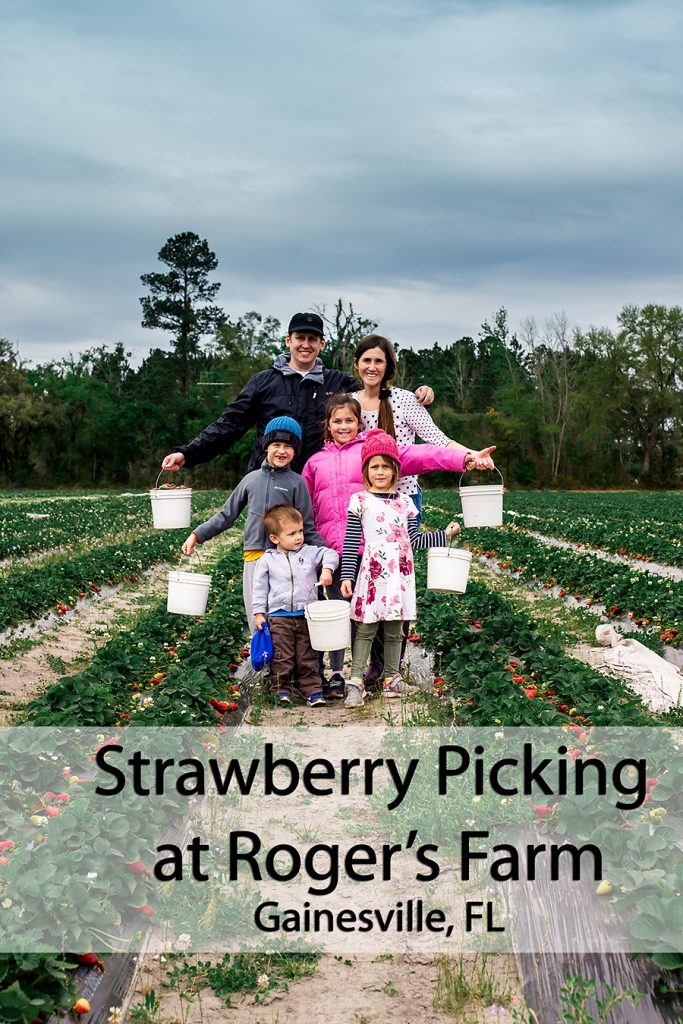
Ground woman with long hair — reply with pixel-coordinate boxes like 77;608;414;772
353;334;473;524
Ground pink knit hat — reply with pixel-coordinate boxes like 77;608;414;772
361;428;400;469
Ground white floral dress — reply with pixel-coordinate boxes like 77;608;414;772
348;490;419;623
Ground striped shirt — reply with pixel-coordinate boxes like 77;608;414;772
340;492;448;583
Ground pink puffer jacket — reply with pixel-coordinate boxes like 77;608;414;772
301;433;470;554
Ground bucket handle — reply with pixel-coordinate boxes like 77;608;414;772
438;534;462;556
181;549;202;565
458;465;504;491
305;586;336;620
153;468;188;490
171;550;204;581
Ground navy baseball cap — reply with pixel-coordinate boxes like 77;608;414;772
287;312;324;336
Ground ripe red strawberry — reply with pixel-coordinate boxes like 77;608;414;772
76;952;99;965
133;903;154;917
76;953;104;971
126;860;150;876
210;698;230;713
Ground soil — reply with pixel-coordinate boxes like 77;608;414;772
525;529;683;582
127;642;524;1023
0;564;170;724
473;558;681;714
131;950;522;1023
0;530;239;724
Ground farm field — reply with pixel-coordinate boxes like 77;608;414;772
0;488;681;1023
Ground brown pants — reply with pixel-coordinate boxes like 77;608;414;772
268;616;321;697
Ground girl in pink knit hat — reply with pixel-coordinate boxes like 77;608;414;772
303;395;496;700
339;429;461;705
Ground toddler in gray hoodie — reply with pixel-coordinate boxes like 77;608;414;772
253;504;339;707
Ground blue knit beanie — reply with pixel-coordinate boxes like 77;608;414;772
263;416;302;454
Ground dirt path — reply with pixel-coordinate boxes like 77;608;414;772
472;559;683;714
127;652;524;1024
525;528;683;582
0;531;239;724
132;950;522;1023
0;565;170;724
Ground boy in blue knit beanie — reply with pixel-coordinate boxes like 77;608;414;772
182;416;326;636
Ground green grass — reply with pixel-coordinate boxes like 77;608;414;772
433;954;513;1018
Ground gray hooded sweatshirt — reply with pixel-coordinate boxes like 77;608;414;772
193;459;325;551
252;543;339;616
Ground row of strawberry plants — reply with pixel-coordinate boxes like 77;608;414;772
0;490;225;562
505;489;683;529
506;509;683;570
0;504;227;634
0;542;249;1019
411;555;665;729
410;556;683;975
425;492;683;639
0;532;179;633
22;542;248;728
501;490;683;567
469;527;682;638
534;726;683;971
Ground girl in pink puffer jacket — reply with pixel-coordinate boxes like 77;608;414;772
301;394;496;697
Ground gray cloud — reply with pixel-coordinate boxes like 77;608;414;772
1;0;682;363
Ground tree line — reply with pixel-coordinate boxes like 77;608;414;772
2;232;682;490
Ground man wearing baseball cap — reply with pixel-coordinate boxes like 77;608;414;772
162;312;434;475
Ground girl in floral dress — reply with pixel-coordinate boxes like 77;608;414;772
340;429;460;706
303;397;495;698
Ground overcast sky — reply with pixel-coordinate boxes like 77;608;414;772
2;0;682;365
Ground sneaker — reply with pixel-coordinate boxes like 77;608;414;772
278;691;292;705
306;692;327;708
383;674;417;699
345;679;367;708
326;672;346;700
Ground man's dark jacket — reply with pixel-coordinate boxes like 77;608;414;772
177;355;360;474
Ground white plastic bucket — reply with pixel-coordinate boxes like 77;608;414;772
304;600;351;652
151;487;192;529
427;547;472;593
167;570;212;615
459;468;504;528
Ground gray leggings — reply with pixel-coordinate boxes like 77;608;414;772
350;620;403;681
